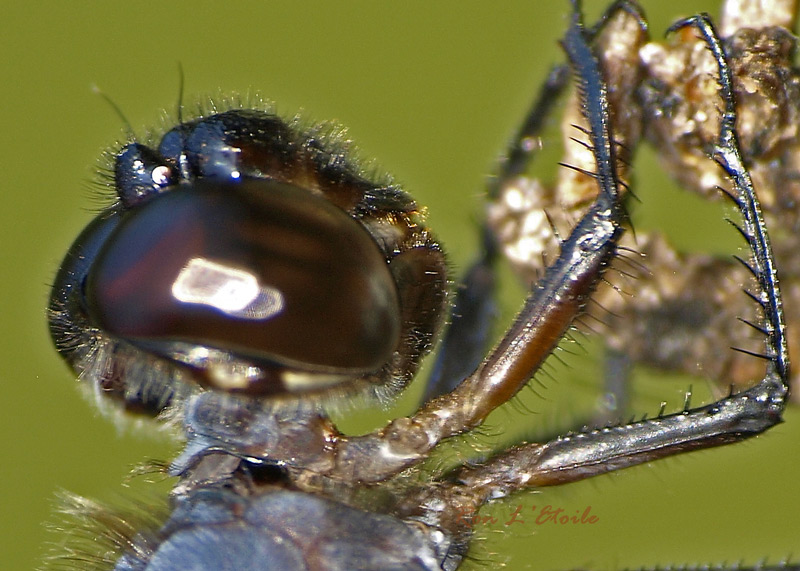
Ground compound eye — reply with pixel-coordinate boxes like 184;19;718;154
84;179;402;394
116;143;179;208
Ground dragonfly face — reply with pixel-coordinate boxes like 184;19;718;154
38;1;799;570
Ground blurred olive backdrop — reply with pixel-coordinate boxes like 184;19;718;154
3;1;800;570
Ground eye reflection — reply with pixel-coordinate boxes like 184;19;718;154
171;257;285;320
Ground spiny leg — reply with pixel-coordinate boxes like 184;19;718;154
422;0;646;403
450;11;789;501
327;1;628;484
489;0;645;200
675;13;788;382
421;65;569;402
595;0;800;417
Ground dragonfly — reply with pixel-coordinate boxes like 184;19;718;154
40;1;798;569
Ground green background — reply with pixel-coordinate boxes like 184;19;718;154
3;1;799;569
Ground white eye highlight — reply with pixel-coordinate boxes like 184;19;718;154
172;257;284;320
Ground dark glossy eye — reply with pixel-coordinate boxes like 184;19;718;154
49;108;447;413
86;178;402;387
